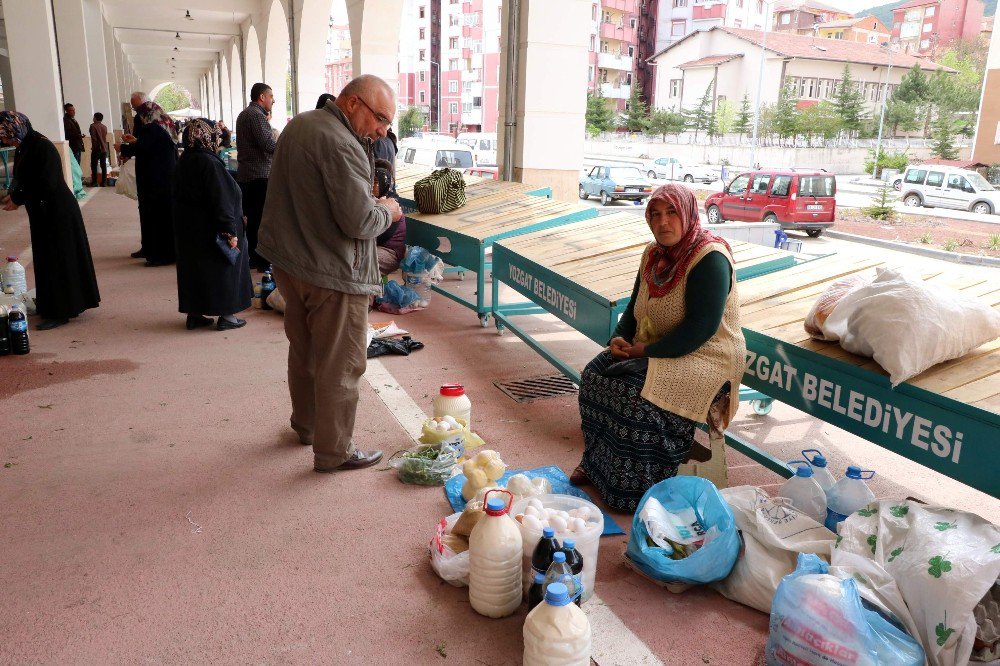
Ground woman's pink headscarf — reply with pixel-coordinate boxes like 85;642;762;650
643;183;729;297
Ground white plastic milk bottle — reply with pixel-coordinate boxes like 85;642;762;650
523;582;592;666
469;491;523;618
2;257;27;299
801;449;837;492
778;463;828;524
824;466;876;531
433;383;472;429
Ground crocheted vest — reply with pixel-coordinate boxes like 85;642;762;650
632;241;747;427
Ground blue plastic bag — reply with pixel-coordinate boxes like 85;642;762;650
624;476;739;585
400;246;442;274
766;554;925;666
376;280;422;310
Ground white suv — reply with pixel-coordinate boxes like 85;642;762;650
899;165;1000;215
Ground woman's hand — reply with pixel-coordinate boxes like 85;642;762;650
626;342;647;359
227;235;238;249
1;196;18;212
122;133;136;144
609;337;631;360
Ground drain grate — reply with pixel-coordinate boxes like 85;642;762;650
494;374;579;403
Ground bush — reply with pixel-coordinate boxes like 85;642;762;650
942;238;959;252
864;150;910;179
862;183;896;221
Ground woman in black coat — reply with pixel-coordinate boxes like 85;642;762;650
0;111;100;329
172;118;252;331
120;102;177;266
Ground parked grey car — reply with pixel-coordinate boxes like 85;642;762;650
579;166;652;206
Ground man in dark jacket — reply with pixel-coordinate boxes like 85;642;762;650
63;103;85;167
235;82;276;271
258;75;402;474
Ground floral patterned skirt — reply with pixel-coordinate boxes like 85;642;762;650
579;349;698;513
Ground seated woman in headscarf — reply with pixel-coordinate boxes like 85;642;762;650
171;118;252;331
571;183;746;512
0;111;100;330
120;101;177;266
372;159;406;276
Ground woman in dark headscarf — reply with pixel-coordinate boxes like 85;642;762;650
171;118;251;331
571;184;746;512
0;111;100;329
120;101;177;266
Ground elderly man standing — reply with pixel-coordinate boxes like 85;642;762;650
126;92;149;259
235;83;276;271
258;74;402;473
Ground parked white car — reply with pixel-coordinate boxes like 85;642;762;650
644;157;719;183
899;165;1000;215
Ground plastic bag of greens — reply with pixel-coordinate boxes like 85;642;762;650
389;443;459;486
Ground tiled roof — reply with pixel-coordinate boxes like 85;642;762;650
717;27;950;71
892;0;939;11
815;17;866;28
774;0;853;15
677;54;745;68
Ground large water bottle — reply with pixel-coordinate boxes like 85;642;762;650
801;449;837;492
8;304;29;355
824;466;876;531
523;582;592;666
0;304;10;355
778;462;828;524
543;551;581;606
2;257;27;298
468;491;523;618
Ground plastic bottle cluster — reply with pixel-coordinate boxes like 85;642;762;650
778;448;876;530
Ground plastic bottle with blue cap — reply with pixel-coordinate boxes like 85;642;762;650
542;551;581;607
523;582;592;666
778;461;828;524
468;490;523;618
825;465;877;531
801;449;837;492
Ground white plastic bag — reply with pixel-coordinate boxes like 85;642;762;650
821;267;1000;386
20;288;37;315
115;159;137;200
831;500;1000;666
712;486;836;613
428;513;470;587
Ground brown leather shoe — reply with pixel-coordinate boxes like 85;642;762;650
315;449;383;473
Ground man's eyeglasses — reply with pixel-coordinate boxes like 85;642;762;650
356;96;392;128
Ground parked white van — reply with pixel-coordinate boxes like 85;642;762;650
456;132;497;167
399;141;475;170
899;165;1000;215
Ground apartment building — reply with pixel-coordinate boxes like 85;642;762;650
773;0;853;35
324;23;353;97
816;16;891;43
890;0;985;54
589;0;641;112
654;0;771;55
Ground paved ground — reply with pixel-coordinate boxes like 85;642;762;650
0;188;997;664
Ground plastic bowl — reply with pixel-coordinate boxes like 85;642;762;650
511;493;603;603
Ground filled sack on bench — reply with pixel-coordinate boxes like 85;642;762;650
820;267;1000;386
804;273;873;340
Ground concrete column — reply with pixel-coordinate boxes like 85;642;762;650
5;0;63;139
219;56;233;125
103;22;124;131
497;0;590;201
293;0;335;112
0;55;15;111
53;0;96;126
346;0;403;98
83;0;113;130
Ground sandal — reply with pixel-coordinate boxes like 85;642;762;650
569;465;591;487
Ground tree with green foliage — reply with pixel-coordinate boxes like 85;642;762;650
734;93;752;138
862;182;896;221
935;42;986;112
715;99;736;135
797;101;843;141
894;64;930;104
585;90;616;136
930;115;959;160
154;84;191;113
883;98;921;136
834;65;865;135
864;149;909;178
644;107;687;141
624;86;650;133
688;81;715;140
397;106;425;139
773;80;799;141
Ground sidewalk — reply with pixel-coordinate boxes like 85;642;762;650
1;188;996;663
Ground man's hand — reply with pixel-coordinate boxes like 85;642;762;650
609;337;631;360
378;196;403;222
3;199;20;211
122;133;136;143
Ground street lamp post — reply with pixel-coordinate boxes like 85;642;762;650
872;43;895;180
430;60;442;133
750;8;771;170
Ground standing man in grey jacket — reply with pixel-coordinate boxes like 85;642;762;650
257;74;402;473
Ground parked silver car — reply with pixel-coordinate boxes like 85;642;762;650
643;157;719;183
899;165;1000;215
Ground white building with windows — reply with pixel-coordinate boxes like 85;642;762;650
650;26;948;113
655;0;772;55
